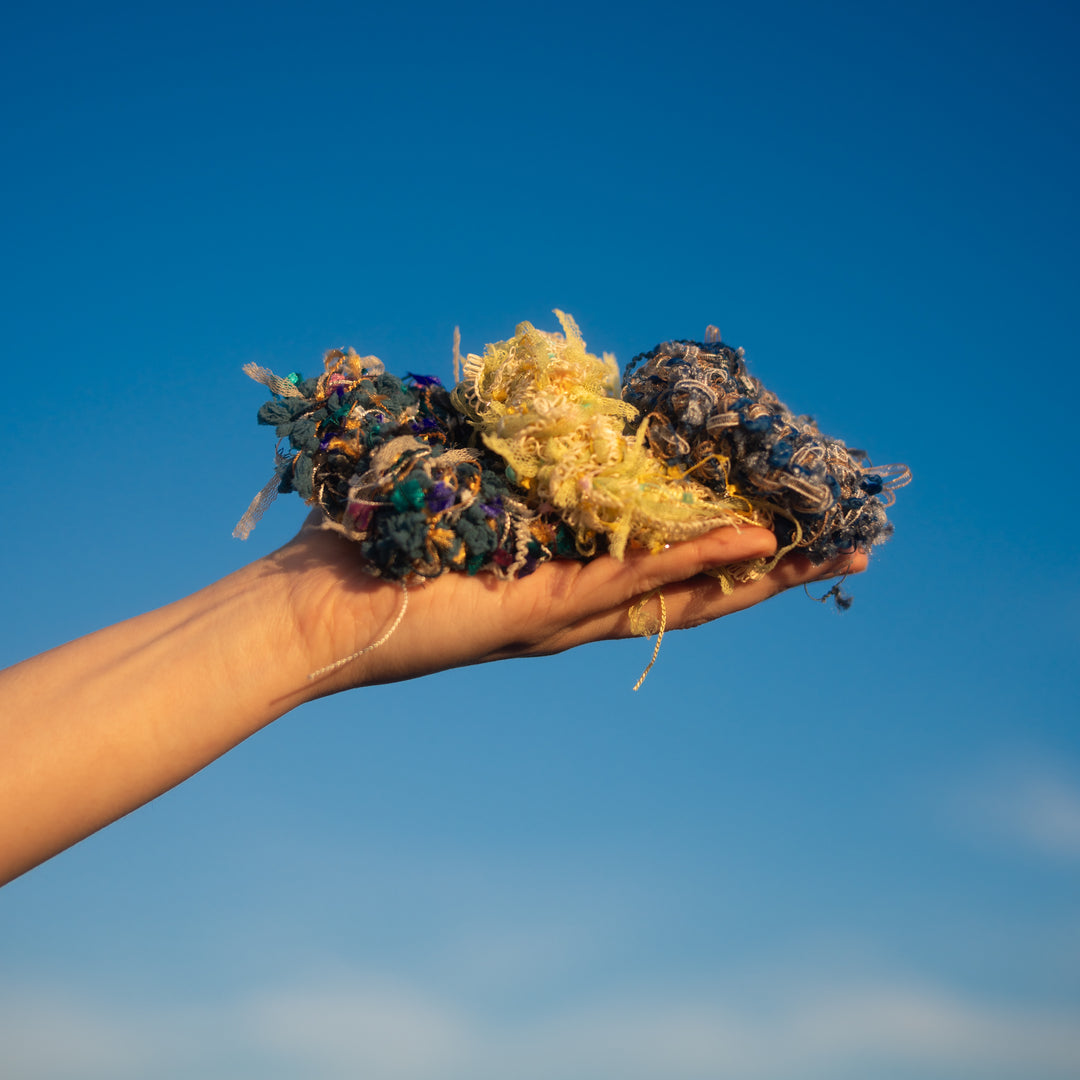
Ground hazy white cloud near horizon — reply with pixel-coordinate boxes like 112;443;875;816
5;960;1080;1080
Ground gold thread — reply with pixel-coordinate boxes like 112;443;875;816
629;590;667;692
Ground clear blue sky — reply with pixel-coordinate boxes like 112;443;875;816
2;2;1078;1078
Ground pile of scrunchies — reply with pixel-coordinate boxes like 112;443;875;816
235;312;909;586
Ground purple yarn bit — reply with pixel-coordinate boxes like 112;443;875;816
426;482;456;512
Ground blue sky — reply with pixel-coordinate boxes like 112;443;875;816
2;1;1078;1077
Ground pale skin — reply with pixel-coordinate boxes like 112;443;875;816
0;517;865;886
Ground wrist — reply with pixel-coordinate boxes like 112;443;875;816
260;525;411;696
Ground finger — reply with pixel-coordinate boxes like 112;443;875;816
542;525;779;616
660;548;869;627
673;548;868;620
531;548;868;655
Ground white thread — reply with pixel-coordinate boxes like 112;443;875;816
307;581;409;681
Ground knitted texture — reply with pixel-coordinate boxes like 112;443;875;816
236;316;909;581
236;347;576;579
622;333;911;562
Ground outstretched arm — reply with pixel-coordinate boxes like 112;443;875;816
0;521;863;886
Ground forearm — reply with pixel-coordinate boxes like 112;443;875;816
0;554;317;885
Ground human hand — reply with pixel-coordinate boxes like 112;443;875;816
272;515;868;697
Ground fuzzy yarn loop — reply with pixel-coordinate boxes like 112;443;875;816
236;315;909;584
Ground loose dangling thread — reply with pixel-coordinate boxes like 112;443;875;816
804;572;854;612
629;590;667;692
307;581;410;681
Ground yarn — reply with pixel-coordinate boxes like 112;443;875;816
622;332;910;562
628;590;667;691
450;311;760;560
306;580;411;681
236;315;909;586
235;346;573;580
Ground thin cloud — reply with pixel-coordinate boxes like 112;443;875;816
242;979;471;1078
3;971;1080;1080
952;757;1080;859
0;988;163;1080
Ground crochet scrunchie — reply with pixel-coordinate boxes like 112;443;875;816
235;313;909;584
